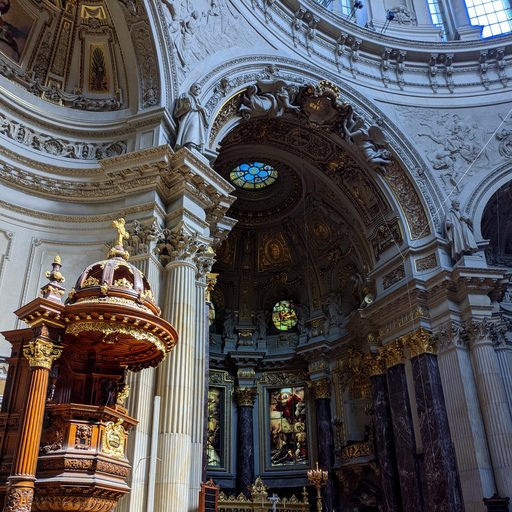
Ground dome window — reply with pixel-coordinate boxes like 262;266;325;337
272;300;298;331
229;162;278;190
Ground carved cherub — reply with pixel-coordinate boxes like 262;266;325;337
240;80;300;119
343;110;392;171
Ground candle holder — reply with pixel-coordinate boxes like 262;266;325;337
307;461;328;512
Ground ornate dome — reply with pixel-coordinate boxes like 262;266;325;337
63;219;177;371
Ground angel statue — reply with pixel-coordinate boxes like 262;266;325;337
343;110;392;172
240;80;300;119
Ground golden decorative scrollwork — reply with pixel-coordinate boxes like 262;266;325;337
116;384;130;405
82;276;100;287
23;338;63;370
341;441;374;460
364;354;386;376
113;278;133;289
65;322;166;353
234;387;257;407
102;420;125;459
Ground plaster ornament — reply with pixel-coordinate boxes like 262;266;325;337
240;80;300;119
174;83;207;152
444;199;479;260
343;111;392;172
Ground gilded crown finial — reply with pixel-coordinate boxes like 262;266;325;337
41;255;66;302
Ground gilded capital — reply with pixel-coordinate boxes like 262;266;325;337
364;354;386;376
379;340;405;368
308;378;332;400
235;387;257;407
406;327;437;358
23;338;63;370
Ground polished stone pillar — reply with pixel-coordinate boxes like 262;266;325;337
310;378;339;512
381;342;423;512
367;356;402;512
408;330;463;512
467;319;512;499
234;387;257;498
3;335;62;512
155;227;199;512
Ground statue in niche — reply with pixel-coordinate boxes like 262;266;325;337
240;80;300;119
296;304;310;336
254;311;268;339
324;292;343;326
444;199;479;260
174;83;207;152
223;309;236;339
343;110;392;171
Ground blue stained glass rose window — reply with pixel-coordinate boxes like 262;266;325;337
230;162;278;190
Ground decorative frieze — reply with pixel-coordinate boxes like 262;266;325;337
415;253;438;272
383;264;405;290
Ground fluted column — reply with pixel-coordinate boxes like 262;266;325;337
309;378;339;512
381;341;424;512
155;227;199;512
118;230;162;512
3;335;62;512
234;387;257;498
189;255;215;509
407;329;463;512
436;323;495;512
467;319;512;498
367;356;402;512
494;330;512;418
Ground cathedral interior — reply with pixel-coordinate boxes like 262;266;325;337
0;0;511;510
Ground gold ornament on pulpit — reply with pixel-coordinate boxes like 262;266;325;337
307;461;328;512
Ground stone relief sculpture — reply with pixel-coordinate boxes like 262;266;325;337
496;114;512;157
444;199;479;260
174;83;207;151
162;0;257;81
343;111;392;172
240;80;300;119
324;292;347;327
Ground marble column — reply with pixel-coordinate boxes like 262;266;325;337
381;342;424;512
467;319;512;499
407;329;463;512
117;234;162;512
234;387;257;498
436;324;495;512
310;378;339;512
3;334;62;512
155;227;199;512
367;356;402;512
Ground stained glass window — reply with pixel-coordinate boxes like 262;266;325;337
269;386;308;466
272;300;298;331
464;0;512;37
230;162;278;190
207;387;223;467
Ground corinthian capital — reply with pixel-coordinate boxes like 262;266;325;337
154;224;201;266
194;245;216;280
234;387;257;407
308;378;332;400
465;318;498;347
23;338;62;369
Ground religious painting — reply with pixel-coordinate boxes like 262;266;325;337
89;43;109;93
207;386;224;468
0;0;35;64
269;386;308;466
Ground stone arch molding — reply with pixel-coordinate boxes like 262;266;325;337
194;58;443;242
